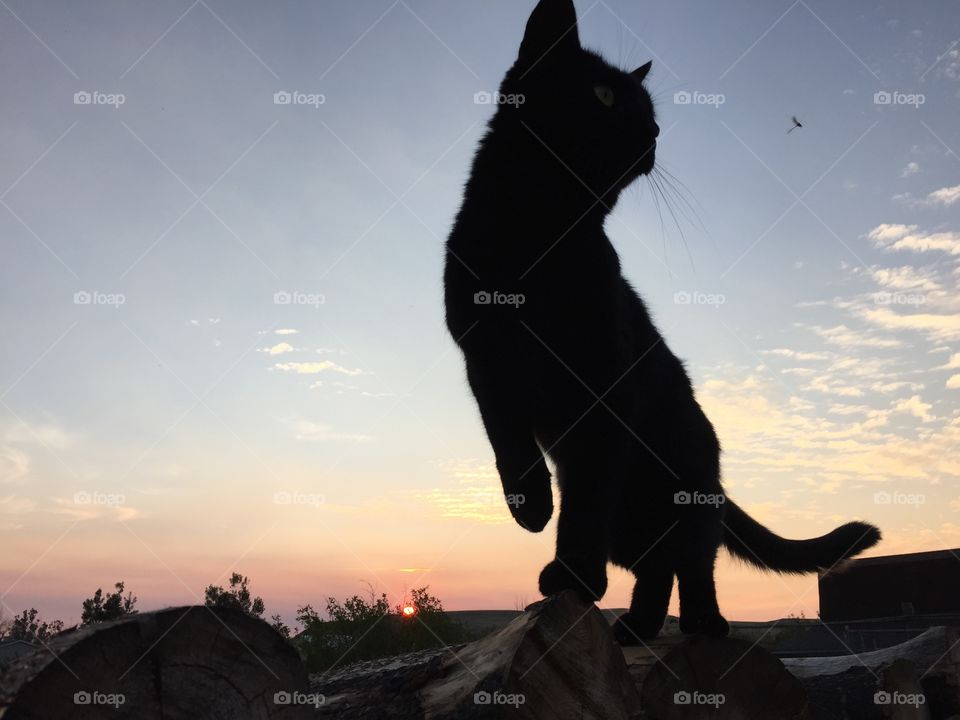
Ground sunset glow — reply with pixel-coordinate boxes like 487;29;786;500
1;0;958;632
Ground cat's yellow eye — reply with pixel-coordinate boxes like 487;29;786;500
594;85;615;108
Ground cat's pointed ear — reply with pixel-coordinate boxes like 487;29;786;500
631;61;653;82
519;0;581;66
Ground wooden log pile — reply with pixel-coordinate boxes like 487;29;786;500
1;592;958;719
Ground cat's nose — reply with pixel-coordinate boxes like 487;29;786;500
650;122;660;138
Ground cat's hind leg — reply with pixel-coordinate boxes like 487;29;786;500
675;506;729;637
612;555;674;645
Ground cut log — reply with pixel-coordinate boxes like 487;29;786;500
637;634;812;719
310;590;642;719
782;627;960;720
3;597;955;719
0;606;308;719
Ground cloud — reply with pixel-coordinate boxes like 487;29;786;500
901;162;920;177
891;395;935;422
805;376;864;397
948;375;960;390
868;225;960;255
51;496;139;522
262;342;295;355
0;447;30;484
1;421;75;485
929;185;960;207
275;328;299;335
870;266;940;292
868;224;915;242
5;422;74;449
274;361;363;376
764;348;831;361
781;367;817;377
860;307;960;341
410;459;539;525
941;48;960;80
810;324;902;348
892;185;960;209
699;369;960;489
938;353;960;370
870;381;924;393
893;185;960;208
294;421;372;443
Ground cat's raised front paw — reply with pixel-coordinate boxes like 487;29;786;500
509;486;552;532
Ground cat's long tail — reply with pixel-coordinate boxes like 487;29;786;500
721;500;881;574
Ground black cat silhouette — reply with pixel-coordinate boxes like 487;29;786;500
443;0;880;641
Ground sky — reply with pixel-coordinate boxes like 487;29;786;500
1;0;959;629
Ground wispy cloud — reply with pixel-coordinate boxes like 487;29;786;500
892;185;960;208
870;265;940;292
901;161;920;177
764;348;831;361
274;361;364;376
410;459;528;525
868;224;960;255
810;324;902;348
261;342;296;355
891;395;935;422
859;307;960;341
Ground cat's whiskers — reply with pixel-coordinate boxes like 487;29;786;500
647;169;695;272
652;165;705;234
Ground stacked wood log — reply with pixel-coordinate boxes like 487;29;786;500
782;626;960;720
0;606;307;719
1;593;958;719
308;590;641;719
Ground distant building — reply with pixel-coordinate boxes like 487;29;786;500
0;638;37;664
819;548;960;622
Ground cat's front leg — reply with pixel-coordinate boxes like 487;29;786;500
466;358;553;532
538;463;612;602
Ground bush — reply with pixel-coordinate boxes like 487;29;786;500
81;581;137;625
1;608;63;643
296;586;475;672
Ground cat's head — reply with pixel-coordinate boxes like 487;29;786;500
496;0;659;203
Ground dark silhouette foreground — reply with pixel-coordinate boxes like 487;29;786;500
444;0;880;642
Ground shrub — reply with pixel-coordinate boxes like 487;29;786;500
296;586;474;672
